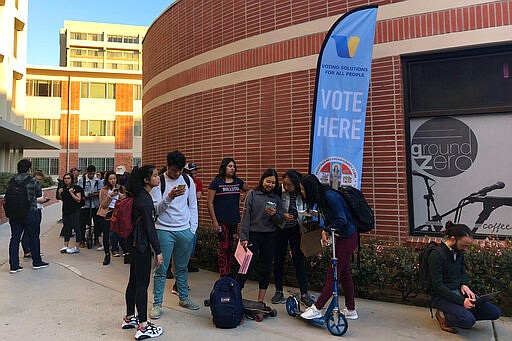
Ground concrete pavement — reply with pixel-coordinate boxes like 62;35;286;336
1;202;510;340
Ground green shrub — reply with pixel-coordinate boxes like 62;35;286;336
193;227;511;315
0;172;55;195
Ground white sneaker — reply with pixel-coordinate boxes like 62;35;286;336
96;246;104;251
342;308;359;320
60;246;67;254
301;305;322;319
66;247;80;254
135;321;163;340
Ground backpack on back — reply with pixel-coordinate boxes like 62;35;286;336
209;276;244;329
4;176;32;222
418;241;447;293
109;195;136;238
337;185;375;233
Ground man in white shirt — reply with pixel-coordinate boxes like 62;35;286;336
150;151;199;319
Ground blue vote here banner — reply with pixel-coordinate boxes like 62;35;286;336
309;6;378;190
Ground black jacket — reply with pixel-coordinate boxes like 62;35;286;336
428;242;469;305
132;189;161;255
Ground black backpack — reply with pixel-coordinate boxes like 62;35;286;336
418;241;447;293
209;277;244;329
4;176;32;222
337;185;375;233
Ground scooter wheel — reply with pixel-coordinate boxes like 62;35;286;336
254;313;264;322
286;296;299;316
269;309;278;317
326;312;348;336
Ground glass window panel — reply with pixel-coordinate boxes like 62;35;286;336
134;120;142;136
31;158;50;174
81;82;89;98
134;84;142;100
78;158;88;172
90;82;106;98
108;83;116;99
80;120;88;136
51;119;60;136
52;81;61;97
24;118;32;131
89;120;106;136
106;121;115;136
36;80;51;97
33;119;50;135
106;158;114;171
132;157;141;168
49;158;59;175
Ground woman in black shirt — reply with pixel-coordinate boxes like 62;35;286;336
59;172;83;254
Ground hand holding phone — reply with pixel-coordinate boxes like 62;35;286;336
177;184;186;190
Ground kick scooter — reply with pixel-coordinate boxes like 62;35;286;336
285;228;348;336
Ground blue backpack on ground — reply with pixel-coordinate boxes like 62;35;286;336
209;277;244;328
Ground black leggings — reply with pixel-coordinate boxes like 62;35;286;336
274;224;308;294
97;216;111;254
125;247;152;323
238;231;276;290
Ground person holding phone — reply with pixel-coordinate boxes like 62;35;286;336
97;171;125;265
238;168;283;303
150;151;199;319
59;172;84;254
122;165;164;340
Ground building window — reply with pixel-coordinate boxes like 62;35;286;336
81;82;115;99
70;32;87;40
24;118;61;136
107;35;123;43
30;158;59;176
132;157;141;168
26;80;62;97
88;33;102;41
134;119;142;137
79;157;114;172
70;48;103;57
134;84;142;100
80;120;115;136
123;36;139;44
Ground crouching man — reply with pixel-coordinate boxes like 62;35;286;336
429;221;500;333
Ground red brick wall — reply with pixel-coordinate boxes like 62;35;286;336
114;153;133;173
143;0;512;241
115;115;134;150
115;83;134;112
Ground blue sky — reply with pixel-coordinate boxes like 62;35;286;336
27;0;174;66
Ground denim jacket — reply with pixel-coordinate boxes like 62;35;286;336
279;186;306;230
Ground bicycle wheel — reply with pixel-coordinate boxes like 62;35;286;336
326;312;348;336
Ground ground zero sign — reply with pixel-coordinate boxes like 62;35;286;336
411;117;478;178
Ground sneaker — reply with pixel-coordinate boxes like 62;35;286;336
271;291;285;304
23;253;32;258
301;305;322;319
171;283;178;295
121;315;139;329
300;293;316;307
179;298;200;310
60;246;68;254
9;266;23;274
342;308;359;320
66;247;80;254
113;251;121;257
150;305;162;319
33;261;49;270
135;321;163;340
96;246;104;251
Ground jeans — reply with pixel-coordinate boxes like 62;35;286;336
9;210;42;269
237;231;277;290
153;229;194;303
274;224;308;294
314;231;358;311
125;247;152;323
432;295;501;329
20;209;41;255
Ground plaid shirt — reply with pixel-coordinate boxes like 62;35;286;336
14;173;42;211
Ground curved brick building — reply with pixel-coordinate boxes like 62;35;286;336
143;0;512;240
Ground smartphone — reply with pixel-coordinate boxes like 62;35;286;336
265;201;277;209
177;184;186;190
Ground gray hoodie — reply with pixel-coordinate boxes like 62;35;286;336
240;190;283;241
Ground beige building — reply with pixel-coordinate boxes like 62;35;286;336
59;20;147;71
0;0;58;173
